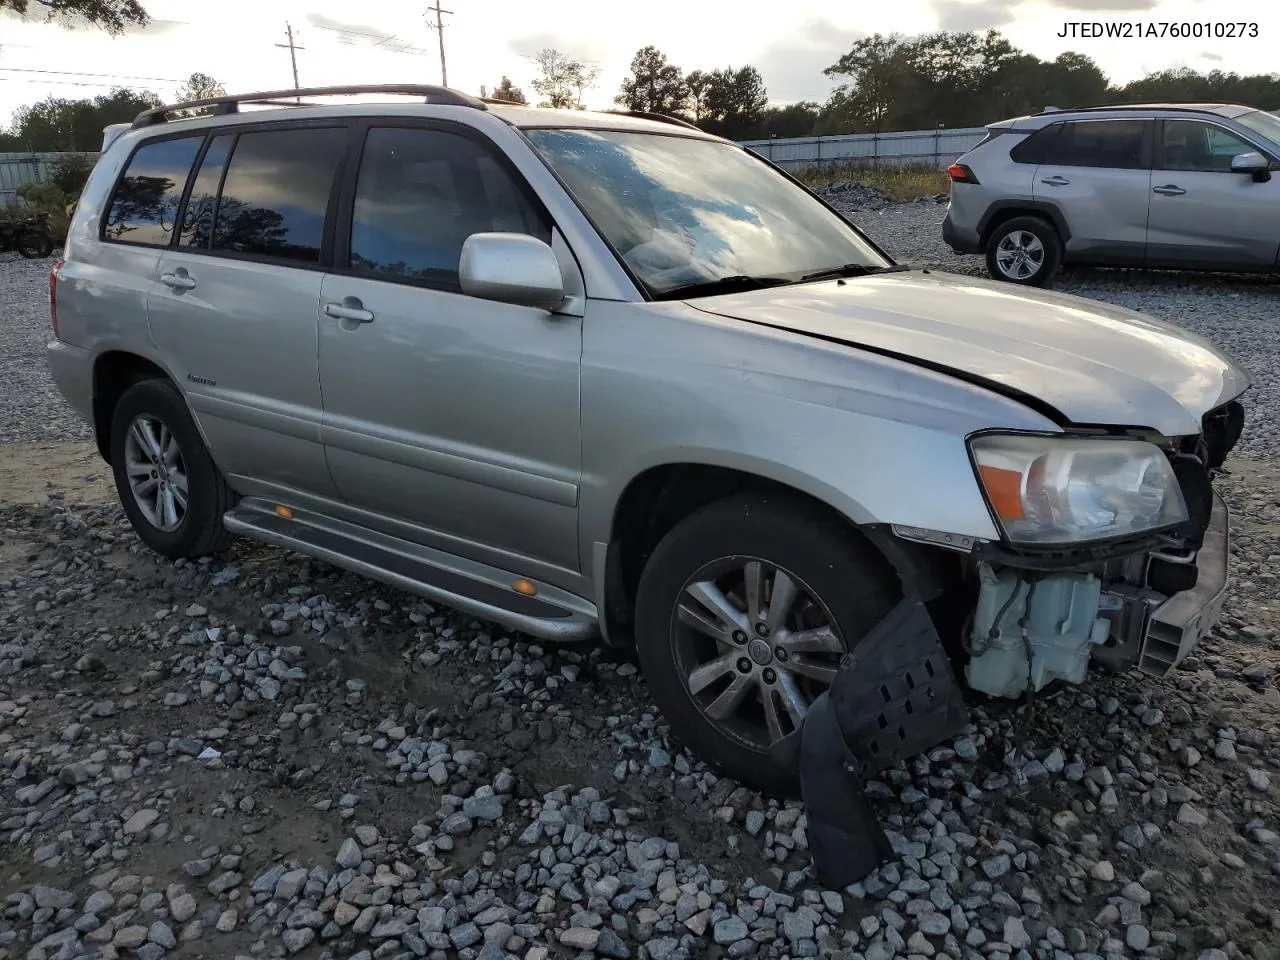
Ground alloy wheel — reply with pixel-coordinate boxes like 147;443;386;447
671;557;845;750
123;414;189;532
994;230;1045;280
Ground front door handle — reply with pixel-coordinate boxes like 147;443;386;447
1153;184;1186;196
1040;175;1070;186
323;298;374;324
160;269;196;290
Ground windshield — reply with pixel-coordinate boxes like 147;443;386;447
1235;109;1280;147
522;128;891;297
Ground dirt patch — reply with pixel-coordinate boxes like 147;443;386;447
0;440;112;507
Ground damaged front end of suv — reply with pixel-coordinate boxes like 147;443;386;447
899;398;1243;702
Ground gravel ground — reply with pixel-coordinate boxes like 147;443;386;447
2;202;1280;960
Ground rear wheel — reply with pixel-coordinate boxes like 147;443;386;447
634;493;898;796
109;378;235;559
984;216;1061;286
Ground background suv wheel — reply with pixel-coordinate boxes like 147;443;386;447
634;492;898;796
984;216;1062;286
109;378;235;559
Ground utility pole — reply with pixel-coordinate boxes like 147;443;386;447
275;21;304;92
426;1;453;87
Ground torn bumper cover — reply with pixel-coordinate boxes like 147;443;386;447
800;596;969;889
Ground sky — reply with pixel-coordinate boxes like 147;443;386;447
0;0;1276;130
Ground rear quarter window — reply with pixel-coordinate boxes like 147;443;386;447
103;136;204;246
1009;124;1062;165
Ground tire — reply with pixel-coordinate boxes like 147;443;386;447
634;492;899;796
984;215;1061;286
16;227;53;260
109;378;235;559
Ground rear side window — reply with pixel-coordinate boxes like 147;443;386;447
178;134;232;249
1039;120;1148;169
210;127;346;264
347;126;550;290
104;136;203;246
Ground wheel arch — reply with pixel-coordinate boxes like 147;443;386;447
977;201;1070;250
91;349;180;463
596;460;949;648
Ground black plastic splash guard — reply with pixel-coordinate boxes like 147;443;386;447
801;595;970;890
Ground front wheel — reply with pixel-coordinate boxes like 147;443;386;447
16;227;54;259
984;216;1061;286
633;493;899;796
109;378;236;559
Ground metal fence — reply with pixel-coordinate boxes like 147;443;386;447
740;126;988;171
0;152;97;209
1;126;987;207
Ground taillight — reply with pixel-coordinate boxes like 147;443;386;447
947;163;979;185
49;259;64;339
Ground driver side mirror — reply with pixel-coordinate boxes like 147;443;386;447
459;233;567;311
1230;150;1272;182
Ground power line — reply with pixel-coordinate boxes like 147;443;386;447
0;66;183;83
310;22;427;56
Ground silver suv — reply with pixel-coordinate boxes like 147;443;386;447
943;102;1280;285
48;85;1247;794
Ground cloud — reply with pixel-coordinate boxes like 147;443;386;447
749;18;864;104
1038;0;1161;9
505;32;608;66
1201;51;1223;62
932;1;1018;31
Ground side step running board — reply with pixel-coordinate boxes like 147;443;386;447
222;498;598;642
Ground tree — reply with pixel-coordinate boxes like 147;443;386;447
697;66;768;140
6;87;161;151
530;48;599;110
489;76;527;104
172;72;226;117
0;0;148;34
824;34;920;132
684;70;712;121
615;45;687;115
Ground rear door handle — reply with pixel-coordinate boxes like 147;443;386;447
323;299;374;324
1040;175;1070;186
1153;184;1186;196
160;270;195;290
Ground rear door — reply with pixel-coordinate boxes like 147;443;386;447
148;122;349;501
1031;118;1153;265
1145;118;1280;270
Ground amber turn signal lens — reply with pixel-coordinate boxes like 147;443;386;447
978;464;1024;520
274;505;293;519
512;579;537;596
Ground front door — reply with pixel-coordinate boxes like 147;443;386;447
316;122;583;578
148;124;350;500
1145;118;1280;270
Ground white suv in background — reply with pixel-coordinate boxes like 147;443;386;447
942;102;1280;285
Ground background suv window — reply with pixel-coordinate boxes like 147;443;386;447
209;127;346;264
104;136;203;246
1161;120;1257;172
347;127;550;290
1041;119;1147;169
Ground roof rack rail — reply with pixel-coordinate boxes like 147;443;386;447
1032;100;1228;116
131;84;487;128
602;109;703;131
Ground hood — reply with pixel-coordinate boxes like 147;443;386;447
691;269;1249;437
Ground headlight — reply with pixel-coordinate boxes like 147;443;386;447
970;434;1187;544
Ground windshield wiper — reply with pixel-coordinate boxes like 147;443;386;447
799;263;912;283
653;274;792;301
